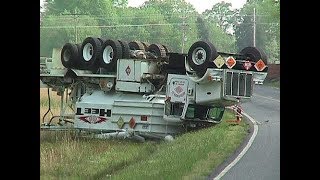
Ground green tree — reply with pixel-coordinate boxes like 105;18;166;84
40;14;101;56
142;0;196;17
235;15;254;48
196;16;209;41
141;0;199;52
104;7;152;41
235;0;279;62
203;2;239;34
206;21;236;52
40;0;240;56
112;0;128;8
265;38;279;63
41;0;117;56
45;0;113;15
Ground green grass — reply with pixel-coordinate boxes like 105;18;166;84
41;131;159;179
112;112;247;180
40;111;249;179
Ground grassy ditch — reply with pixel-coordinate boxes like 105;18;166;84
40;116;248;179
40;131;158;179
111;112;248;180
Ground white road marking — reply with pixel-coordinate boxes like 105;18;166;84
213;112;259;180
253;93;280;103
255;120;262;125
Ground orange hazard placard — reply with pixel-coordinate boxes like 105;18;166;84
254;59;266;71
226;56;236;69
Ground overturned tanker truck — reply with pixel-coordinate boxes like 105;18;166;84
40;37;268;140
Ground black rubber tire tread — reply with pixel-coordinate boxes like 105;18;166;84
118;40;130;59
240;47;268;64
141;42;150;50
129;41;145;50
76;43;82;50
61;43;79;69
80;37;102;70
97;37;106;44
162;44;170;53
72;43;82;69
100;39;123;71
147;44;167;58
187;41;218;77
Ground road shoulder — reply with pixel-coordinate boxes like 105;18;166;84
208;111;257;179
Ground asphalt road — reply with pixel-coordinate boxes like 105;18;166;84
221;85;280;180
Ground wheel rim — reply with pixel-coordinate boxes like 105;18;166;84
103;45;114;64
192;47;206;65
63;49;71;62
83;43;94;61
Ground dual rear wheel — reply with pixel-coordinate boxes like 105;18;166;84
187;41;268;77
61;38;127;72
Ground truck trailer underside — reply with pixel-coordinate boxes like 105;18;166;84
40;39;268;140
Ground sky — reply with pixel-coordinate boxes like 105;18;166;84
40;0;247;13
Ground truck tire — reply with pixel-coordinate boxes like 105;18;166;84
97;37;106;44
142;42;150;50
147;44;166;58
72;43;82;69
187;41;218;77
80;37;102;70
162;44;170;54
118;40;130;58
129;41;145;50
240;47;268;64
100;39;123;71
61;43;79;69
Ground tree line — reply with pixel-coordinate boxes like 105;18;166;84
40;0;279;63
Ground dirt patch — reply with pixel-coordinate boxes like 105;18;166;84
266;64;280;81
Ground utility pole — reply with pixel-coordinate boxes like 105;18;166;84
181;14;186;53
62;10;84;43
74;10;78;43
72;9;82;44
181;11;187;53
253;8;256;47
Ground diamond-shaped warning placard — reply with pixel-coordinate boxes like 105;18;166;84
174;86;183;94
213;55;225;68
117;116;125;129
226;56;236;69
129;117;136;129
254;59;266;71
125;66;131;76
243;61;252;70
